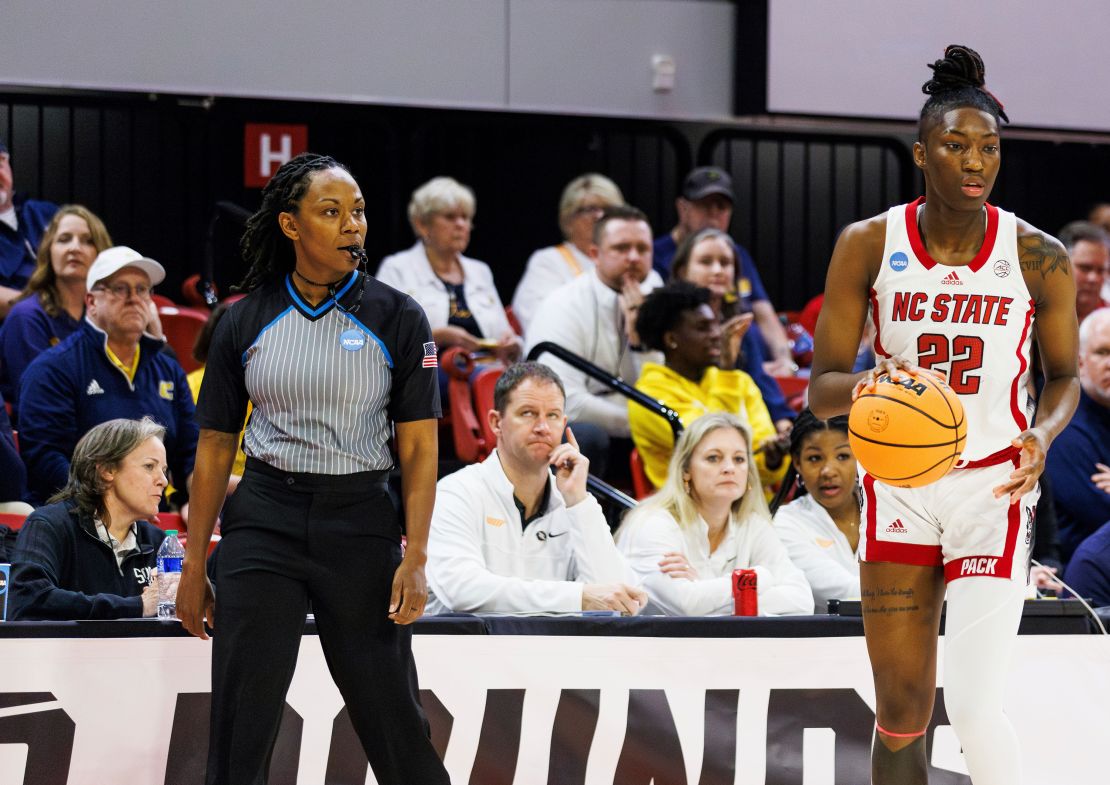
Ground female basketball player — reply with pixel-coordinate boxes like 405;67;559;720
809;46;1078;784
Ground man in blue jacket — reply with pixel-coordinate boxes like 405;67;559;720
0;137;58;316
18;247;198;504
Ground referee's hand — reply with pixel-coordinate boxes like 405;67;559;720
178;560;216;639
388;556;429;625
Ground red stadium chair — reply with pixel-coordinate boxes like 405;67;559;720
181;274;217;310
0;511;29;530
629;448;654;500
442;348;505;464
151;293;177;309
153;512;186;534
158;306;209;373
222;293;247;306
774;375;809;413
505;306;523;337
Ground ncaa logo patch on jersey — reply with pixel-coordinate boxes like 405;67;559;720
158;381;174;400
888;251;909;272
994;259;1011;278
339;328;367;352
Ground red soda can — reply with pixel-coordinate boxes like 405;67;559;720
733;569;758;616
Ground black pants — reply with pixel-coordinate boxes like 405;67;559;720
207;459;449;785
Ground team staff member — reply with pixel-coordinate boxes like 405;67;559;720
427;362;645;615
176;153;450;785
809;46;1078;784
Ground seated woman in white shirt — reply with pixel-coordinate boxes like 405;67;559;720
770;409;861;612
511;173;624;331
616;411;812;616
377;176;521;364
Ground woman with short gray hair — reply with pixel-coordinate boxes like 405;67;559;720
9;417;169;619
378;176;520;364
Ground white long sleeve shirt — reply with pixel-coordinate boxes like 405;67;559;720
511;243;594;331
772;493;861;612
426;449;633;614
523;270;662;436
376;242;513;340
616;508;813;616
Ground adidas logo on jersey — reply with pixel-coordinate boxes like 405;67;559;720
941;270;963;286
86;379;105;396
885;519;908;534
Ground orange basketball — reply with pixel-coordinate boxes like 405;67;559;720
848;372;966;488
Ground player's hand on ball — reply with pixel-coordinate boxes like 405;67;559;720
852;356;946;401
992;428;1047;505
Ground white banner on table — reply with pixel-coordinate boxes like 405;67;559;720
0;633;1105;784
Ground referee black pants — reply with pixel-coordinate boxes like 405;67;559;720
206;459;450;785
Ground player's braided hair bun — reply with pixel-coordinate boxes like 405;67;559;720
923;44;987;96
917;44;1008;137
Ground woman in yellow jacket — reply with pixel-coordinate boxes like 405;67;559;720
629;281;789;493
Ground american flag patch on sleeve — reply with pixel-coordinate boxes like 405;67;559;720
422;341;438;368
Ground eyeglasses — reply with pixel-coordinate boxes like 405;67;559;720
93;282;153;300
570;205;606;218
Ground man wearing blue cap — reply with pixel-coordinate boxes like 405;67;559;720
0;138;59;318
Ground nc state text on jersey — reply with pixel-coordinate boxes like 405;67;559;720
890;291;1014;325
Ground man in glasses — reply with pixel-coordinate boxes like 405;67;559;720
18;246;198;505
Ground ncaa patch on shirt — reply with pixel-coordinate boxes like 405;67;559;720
888;251;909;272
339;328;367;352
422;341;438;368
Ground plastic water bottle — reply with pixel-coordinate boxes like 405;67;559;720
157;530;184;619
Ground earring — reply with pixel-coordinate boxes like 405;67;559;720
668;341;678;349
683;477;691;494
797;477;805;488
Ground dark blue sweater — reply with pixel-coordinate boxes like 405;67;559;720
1064;521;1110;608
0;194;58;289
9;499;166;620
17;319;198;504
1044;390;1110;563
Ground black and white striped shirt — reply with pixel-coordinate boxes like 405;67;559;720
196;272;440;475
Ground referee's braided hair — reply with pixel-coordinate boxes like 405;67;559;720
236;152;348;292
918;44;1009;141
635;281;711;353
769;408;851;514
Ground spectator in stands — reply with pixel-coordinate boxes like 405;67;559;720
426;362;645;615
0;137;59;318
1064;521;1110;607
670;227;795;427
9;417;168;620
18;246;197;506
770;410;861;611
629;281;787;492
525;205;663;478
0;205;113;415
0;390;30;512
1058;221;1108;323
653;166;793;375
1089;203;1110;304
377;176;520;365
1046;306;1110;563
616;412;812;616
186;302;246;496
511;173;624;330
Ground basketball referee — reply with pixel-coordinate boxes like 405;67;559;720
177;153;450;785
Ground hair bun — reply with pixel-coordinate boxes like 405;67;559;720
922;44;986;95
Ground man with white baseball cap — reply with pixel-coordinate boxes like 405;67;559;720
18;245;198;506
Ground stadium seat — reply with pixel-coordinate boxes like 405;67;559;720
774;375;809;413
442;347;504;464
629;448;653;500
158;306;209;373
151;293;177;309
0;511;29;530
153;512;186;533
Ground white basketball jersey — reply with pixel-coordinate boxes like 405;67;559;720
869;197;1035;465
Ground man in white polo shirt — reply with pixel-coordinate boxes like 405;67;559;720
427;362;645;615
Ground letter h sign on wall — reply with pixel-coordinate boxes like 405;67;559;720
243;124;309;188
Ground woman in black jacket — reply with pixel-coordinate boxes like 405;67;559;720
10;417;168;619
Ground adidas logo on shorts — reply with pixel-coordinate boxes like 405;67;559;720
885;519;908;534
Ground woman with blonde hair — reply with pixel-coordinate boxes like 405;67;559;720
617;411;811;616
0;204;111;410
512;173;624;330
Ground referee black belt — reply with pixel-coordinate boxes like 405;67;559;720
244;457;389;491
